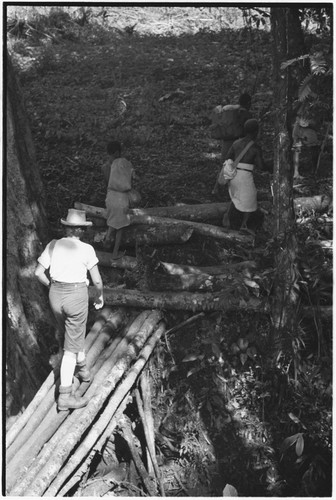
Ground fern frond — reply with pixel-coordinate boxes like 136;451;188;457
298;74;314;101
280;54;309;71
310;52;328;75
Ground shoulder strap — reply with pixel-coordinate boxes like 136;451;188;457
233;140;254;168
48;239;57;263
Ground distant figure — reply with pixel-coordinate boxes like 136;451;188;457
35;209;104;411
224;119;270;232
102;140;141;259
210;92;253;161
292;116;321;178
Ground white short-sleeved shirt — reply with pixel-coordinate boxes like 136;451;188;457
38;237;99;283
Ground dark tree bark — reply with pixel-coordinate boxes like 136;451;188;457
6;53;55;414
270;8;300;347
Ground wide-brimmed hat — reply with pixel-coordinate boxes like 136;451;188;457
61;209;92;226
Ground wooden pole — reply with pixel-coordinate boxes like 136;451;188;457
5;307;115;449
22;311;163;496
44;322;166;496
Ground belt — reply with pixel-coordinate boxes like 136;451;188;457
237;167;254;173
51;280;86;285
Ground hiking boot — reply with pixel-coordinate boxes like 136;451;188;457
57;385;89;411
71;376;80;395
75;360;91;382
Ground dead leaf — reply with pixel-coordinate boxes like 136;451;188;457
223;484;238;496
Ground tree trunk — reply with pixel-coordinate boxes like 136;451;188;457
129;214;253;243
143;269;249;293
270;8;300;347
75;200;231;223
160;260;257;275
6;53;55;413
96;250;257;274
90;286;267;312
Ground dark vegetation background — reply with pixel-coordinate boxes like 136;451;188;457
7;5;332;496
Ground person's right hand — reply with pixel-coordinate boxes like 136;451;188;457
94;295;104;310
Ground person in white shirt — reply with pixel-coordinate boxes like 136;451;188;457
35;209;104;411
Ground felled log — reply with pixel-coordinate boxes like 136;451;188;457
44;321;166;497
294;194;331;213
97;251;137;270
91;224;194;247
20;311;163;497
96;250;257;275
139;371;164;495
90;286;267;312
76;197;330;226
118;416;158;496
161;260;257;276
129;214;253;243
145;270;242;292
75;200;230;223
135;388;154;476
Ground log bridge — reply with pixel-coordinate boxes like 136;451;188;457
6;307;169;496
6;198;332;496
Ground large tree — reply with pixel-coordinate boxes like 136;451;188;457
270;8;300;353
6;53;56;415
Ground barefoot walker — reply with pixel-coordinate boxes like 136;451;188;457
102;140;141;259
35;209;104;410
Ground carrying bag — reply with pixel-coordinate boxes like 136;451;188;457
128;189;141;208
217;140;254;186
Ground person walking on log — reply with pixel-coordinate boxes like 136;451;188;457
35;209;104;410
223;119;270;232
102;140;141;259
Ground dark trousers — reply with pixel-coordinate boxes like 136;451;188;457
227;203;264;231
